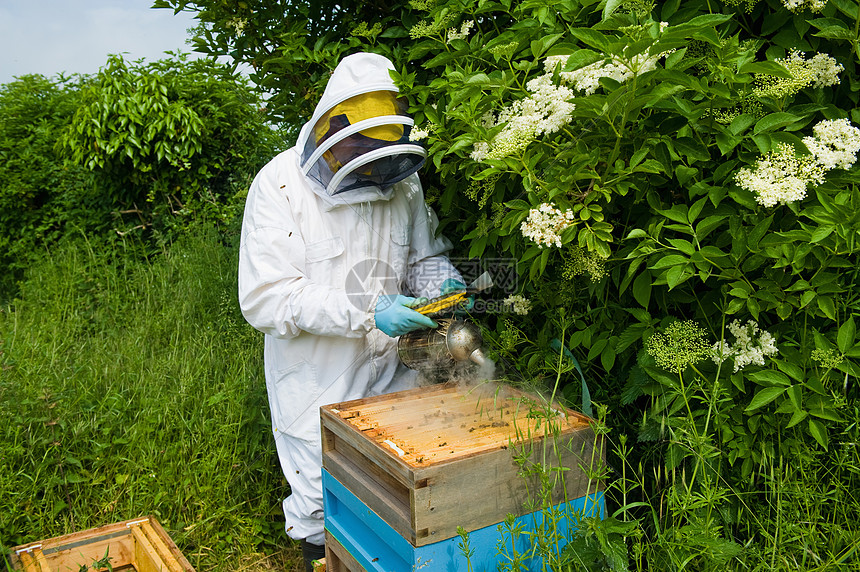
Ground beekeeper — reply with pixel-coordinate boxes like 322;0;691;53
238;52;464;570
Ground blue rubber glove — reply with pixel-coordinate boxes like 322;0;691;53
375;294;437;337
440;278;474;311
440;278;466;295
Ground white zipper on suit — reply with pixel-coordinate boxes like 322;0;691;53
363;201;378;380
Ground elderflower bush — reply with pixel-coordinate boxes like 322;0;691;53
392;0;860;478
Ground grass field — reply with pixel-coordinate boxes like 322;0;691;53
0;226;301;571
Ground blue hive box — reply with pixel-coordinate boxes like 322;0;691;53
324;468;604;571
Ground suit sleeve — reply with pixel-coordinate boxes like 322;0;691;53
238;158;375;339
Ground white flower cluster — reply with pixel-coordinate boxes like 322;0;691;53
469;22;675;161
551;52;668;96
470;141;491;162
225;17;247;37
754;51;842;99
470;75;575;161
545;22;672;96
736;119;860;207
711;320;779;372
802;118;860;171
503;294;532;315
447;20;474;43
520;202;575;248
735;143;826;207
807;52;844;88
782;0;826;12
409;127;430;141
471;75;576;162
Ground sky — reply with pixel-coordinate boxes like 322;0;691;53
0;0;202;85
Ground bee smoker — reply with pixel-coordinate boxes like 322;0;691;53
397;271;493;374
397;318;489;371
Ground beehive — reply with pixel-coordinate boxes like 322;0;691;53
321;381;604;548
10;516;194;572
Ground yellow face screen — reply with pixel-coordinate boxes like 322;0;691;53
313;91;405;145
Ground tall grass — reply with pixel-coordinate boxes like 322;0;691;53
0;227;298;571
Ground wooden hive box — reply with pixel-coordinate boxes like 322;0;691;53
321;381;604;548
10;516;195;572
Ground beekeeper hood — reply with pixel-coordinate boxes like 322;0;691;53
298;52;426;196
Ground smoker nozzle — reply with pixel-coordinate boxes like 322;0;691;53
469;348;488;367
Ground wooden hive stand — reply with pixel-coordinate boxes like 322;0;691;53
10;516;195;572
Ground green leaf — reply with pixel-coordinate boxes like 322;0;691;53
738;61;791;77
726;298;745;314
786;409;808;428
673;137;710;162
753;112;801;135
617;323;647;352
666;264;689;290
838;317;856;354
809;406;843;422
531;34;564;58
716;132;742;156
747;215;774;251
748;369;791;386
695;215;727;241
818;296;837;320
465;73;493;86
771;131;808;151
814;26;854;40
656;205;689;224
672;13;732;31
675;165;698;184
747;297;761;321
831;0;859;19
560;50;603;71
447;137;475;155
651;254;688;269
601;343;616;371
728;114;756;136
632;271;652;309
775;359;805;382
603;0;626;20
687;197;707;224
468;234;488;258
668;238;695;255
808;418;828;448
569;28;610;52
745;387;786;412
786;384;802;409
809;225;834;243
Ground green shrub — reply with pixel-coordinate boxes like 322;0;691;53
0;74;89;296
56;53;286;238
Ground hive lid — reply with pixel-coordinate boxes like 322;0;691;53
323;382;591;468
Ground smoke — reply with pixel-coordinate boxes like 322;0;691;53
415;354;497;390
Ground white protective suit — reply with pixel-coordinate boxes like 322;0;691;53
238;52;461;545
